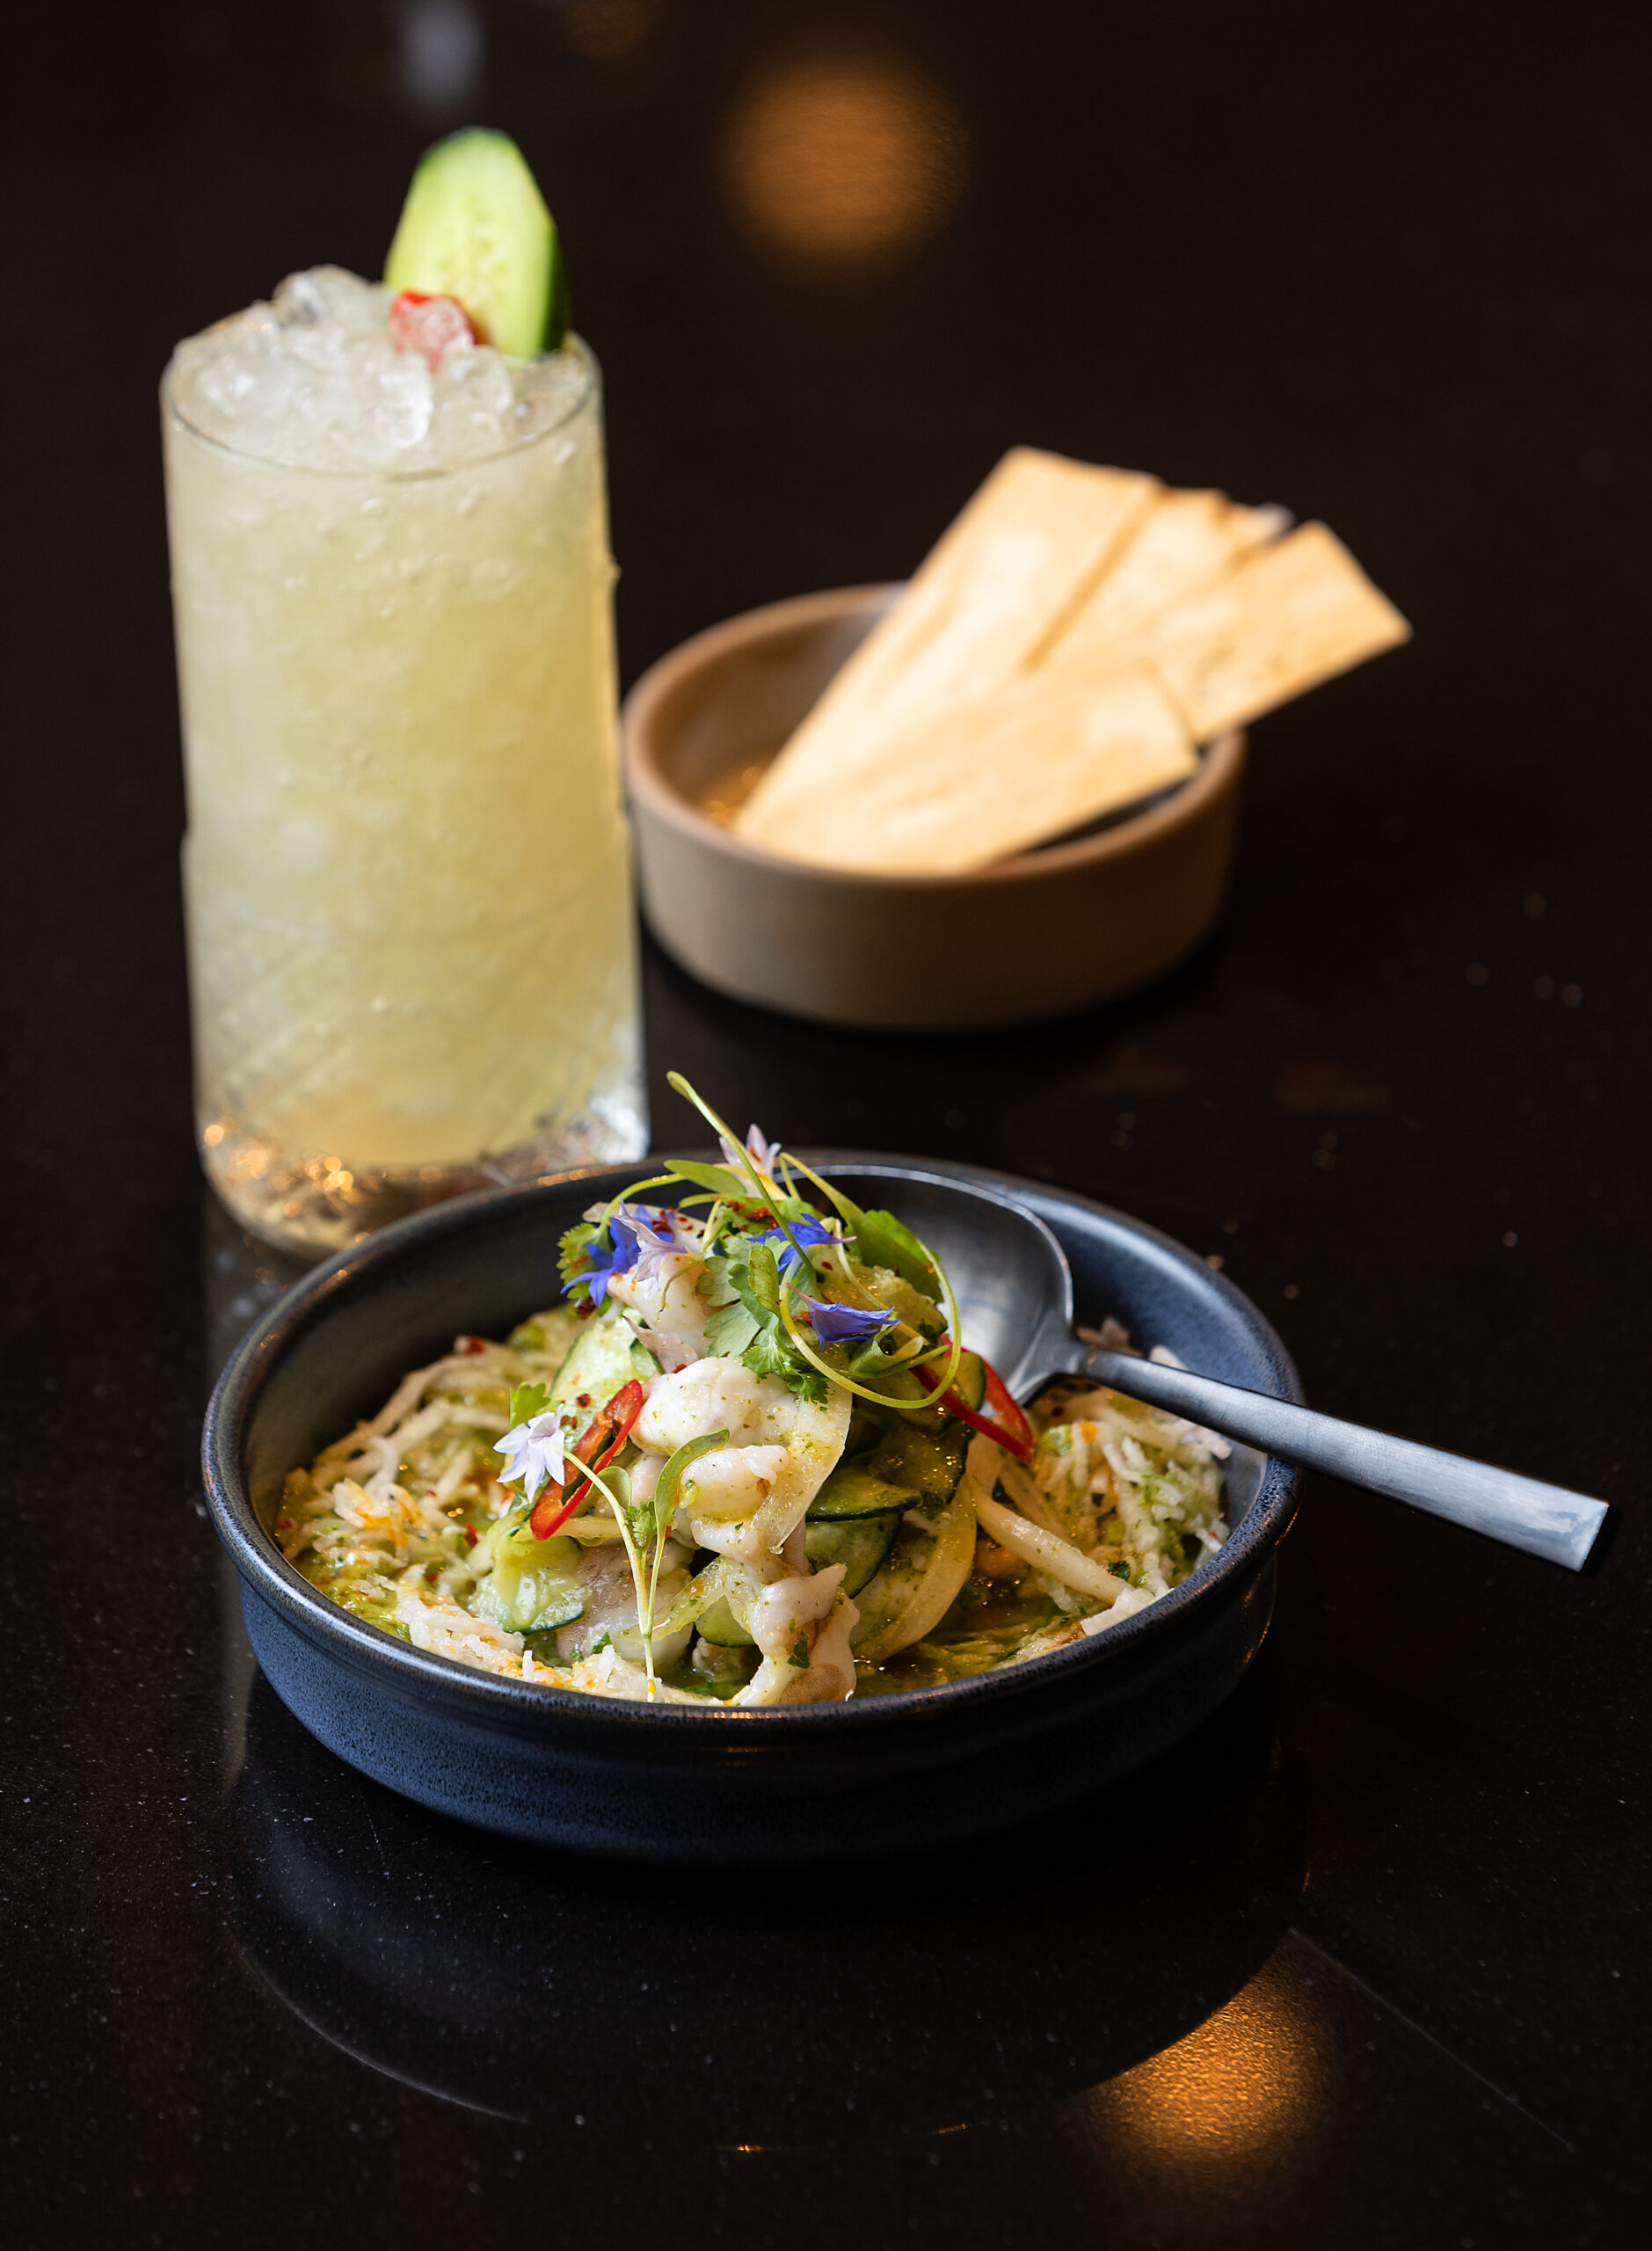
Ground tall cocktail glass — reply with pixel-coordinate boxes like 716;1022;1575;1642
163;279;645;1253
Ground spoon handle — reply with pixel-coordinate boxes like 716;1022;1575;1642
1069;1348;1608;1570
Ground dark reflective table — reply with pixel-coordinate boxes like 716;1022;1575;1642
4;4;1648;2244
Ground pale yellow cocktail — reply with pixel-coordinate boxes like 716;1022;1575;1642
163;267;645;1251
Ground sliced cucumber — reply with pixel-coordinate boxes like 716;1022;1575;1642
693;1597;749;1647
857;1364;950;1433
813;1419;965;1520
474;1527;585;1634
950;1350;987;1413
810;1460;919;1520
875;1420;967;1506
678;1554;757;1647
805;1512;901;1597
546;1309;655;1441
384;128;567;357
849;1526;931;1651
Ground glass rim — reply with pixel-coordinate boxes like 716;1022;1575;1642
160;331;598;483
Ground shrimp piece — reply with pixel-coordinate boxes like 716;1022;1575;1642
735;1563;858;1706
635;1358;849;1561
607;1254;713;1366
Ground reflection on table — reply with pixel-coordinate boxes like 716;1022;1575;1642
222;1661;1303;2148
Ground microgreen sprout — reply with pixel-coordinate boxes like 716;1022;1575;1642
566;1451;660;1697
496;1386;666;1697
666;1072;823;1285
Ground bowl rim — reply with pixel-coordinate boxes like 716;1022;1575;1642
203;1155;1302;1742
621;583;1246;890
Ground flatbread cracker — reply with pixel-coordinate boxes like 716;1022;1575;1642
737;448;1159;833
1146;521;1409;740
739;665;1196;876
1052;487;1289;667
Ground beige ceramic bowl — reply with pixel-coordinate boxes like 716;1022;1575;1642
621;584;1245;1033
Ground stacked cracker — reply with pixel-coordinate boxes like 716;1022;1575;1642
735;448;1409;874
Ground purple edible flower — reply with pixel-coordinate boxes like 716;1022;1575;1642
565;1201;699;1308
802;1298;898;1345
754;1217;841;1278
565;1226;621;1308
610;1205;701;1293
718;1122;784;1177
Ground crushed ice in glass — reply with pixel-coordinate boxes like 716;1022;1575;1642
166;266;587;472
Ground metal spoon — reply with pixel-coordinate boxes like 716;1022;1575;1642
826;1163;1609;1572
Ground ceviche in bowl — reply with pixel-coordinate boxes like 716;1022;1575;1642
277;1075;1234;1708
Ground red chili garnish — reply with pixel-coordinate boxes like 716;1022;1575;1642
575;1378;648;1472
528;1379;648;1538
933;1350;1035;1465
463;1524;478;1549
528;1482;568;1540
455;1334;489;1356
388;289;477;367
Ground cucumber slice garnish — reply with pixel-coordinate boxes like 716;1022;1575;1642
694;1595;753;1649
805;1512;902;1599
950;1350;988;1414
808;1461;919;1520
810;1420;965;1519
384;127;566;357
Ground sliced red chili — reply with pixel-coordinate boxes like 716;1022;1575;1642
455;1334;489;1356
575;1378;646;1471
935;1352;1035;1465
528;1481;571;1540
528;1378;648;1539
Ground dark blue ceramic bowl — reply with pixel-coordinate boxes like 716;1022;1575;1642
202;1157;1302;1863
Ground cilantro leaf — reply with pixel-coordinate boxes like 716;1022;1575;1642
695;1261;742;1310
704;1300;760;1356
557;1220;600;1286
742;1321;829;1403
506;1380;550;1430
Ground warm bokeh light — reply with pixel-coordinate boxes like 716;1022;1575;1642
724;60;967;259
1098;1963;1316;2160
